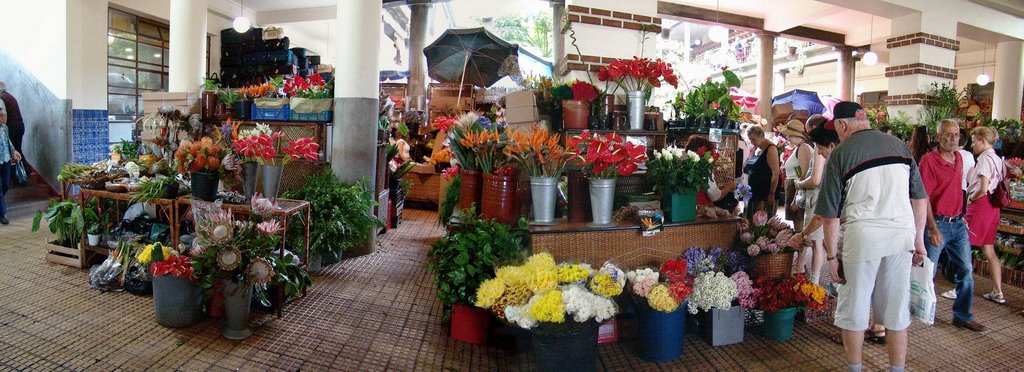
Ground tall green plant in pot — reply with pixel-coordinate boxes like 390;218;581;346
426;207;527;344
282;170;382;267
645;146;716;222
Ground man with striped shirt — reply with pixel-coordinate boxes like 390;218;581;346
814;102;929;372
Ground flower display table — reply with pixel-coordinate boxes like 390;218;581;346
529;218;740;267
73;187;179;263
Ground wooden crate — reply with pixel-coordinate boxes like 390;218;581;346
998;224;1024;236
45;241;85;268
973;258;1024;288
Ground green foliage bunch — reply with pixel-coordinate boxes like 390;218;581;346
282;170;382;259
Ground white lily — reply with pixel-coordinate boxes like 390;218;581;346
654;151;662;159
660;148;672;160
672;147;684;159
687;150;699;161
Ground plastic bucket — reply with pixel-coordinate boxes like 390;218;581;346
636;304;687;362
532;322;599;372
761;307;798;341
152;275;204;328
450;304;492;345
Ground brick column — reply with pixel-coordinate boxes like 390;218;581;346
884;12;959;124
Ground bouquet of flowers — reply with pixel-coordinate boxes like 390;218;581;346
551;80;599;103
567;131;647;179
447;113;493;171
238;82;277;99
687;271;738;314
458;127;503;175
625;259;693;313
738;211;796;257
731;271;758;309
151;254;195;280
597;57;679;93
752;274;827;313
283;73;332;99
474;253;623;330
734;183;753;203
233;130;320;166
189;201;280;292
646;146;717;194
174;137;228;175
431;115;458;132
505;127;571;178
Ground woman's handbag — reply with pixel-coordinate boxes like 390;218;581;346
13;161;27;185
990;164;1011;208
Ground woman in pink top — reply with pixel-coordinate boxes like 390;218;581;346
965;126;1006;304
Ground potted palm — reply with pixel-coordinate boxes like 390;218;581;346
427;207;527;344
217;89;241;120
566;131;647;226
505;127;571;225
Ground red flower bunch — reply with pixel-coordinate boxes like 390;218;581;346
441;165;460;181
752;274;827;312
233;132;284;164
567;131;647;178
598;57;679;93
431;115;458;132
667;281;693;303
151;255;195;281
284;73;331;98
174;137;227;174
570;80;599;102
283;137;321;164
660;259;688;283
694;146;720;162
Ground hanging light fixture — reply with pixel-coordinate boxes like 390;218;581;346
233;0;251;33
977;43;991;86
708;0;728;43
862;14;878;66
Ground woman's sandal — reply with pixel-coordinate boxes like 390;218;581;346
830;330;886;345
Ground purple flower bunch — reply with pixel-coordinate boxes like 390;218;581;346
684;246;727;275
725;250;755;275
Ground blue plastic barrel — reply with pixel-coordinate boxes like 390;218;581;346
636;303;687;363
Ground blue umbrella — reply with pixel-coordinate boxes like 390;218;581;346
772;89;826;115
378;70;410;82
424;27;520;88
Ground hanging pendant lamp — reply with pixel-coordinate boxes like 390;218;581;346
977;44;991;86
233;0;251;33
862;14;878;66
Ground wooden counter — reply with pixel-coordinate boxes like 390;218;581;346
529;217;740;268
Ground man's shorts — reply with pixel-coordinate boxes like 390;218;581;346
833;251;912;331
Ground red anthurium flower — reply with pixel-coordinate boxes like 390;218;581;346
597;67;610;82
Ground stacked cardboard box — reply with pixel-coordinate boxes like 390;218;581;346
504;90;540;130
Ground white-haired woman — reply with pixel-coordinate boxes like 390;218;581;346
0;99;23;225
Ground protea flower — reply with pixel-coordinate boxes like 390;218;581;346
216;247;242;271
256;220;282;235
250;193;275;216
246;258;276;285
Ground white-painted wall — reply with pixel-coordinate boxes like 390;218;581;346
0;0;68;100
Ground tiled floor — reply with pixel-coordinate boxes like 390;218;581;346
1;207;1023;371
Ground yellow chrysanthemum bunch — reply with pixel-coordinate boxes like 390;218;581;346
136;243;172;265
491;285;532;321
557;264;589;284
529;290;565;323
496;266;529;287
647;284;679;312
525;252;556;268
474;278;507;308
527;265;558;293
589;273;623;298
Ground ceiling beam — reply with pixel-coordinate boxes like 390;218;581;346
780;26;846;46
657;1;763;32
258;6;335;24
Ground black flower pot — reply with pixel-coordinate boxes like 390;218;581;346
234;100;253;120
190;171;220;202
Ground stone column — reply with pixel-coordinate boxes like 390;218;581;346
883;12;958;124
835;46;854;101
334;0;381;256
993;40;1024;120
756;32;776;122
773;69;788;96
551;1;565;74
406;1;432;111
168;0;208;92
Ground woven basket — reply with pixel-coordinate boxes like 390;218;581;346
755;252;794;279
615;173;651;198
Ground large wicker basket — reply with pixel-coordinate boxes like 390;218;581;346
755;252;794;279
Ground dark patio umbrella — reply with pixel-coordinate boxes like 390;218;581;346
772;89;826;115
424;27;520;89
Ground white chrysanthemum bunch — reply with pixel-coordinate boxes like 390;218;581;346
687;271;738;314
560;283;617;323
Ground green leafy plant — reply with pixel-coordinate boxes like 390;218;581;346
202;78;221;92
281;170;382;259
438;175;461;226
645;147;716;194
32;199;84;247
887;111;915;140
218;89;242;106
57;163;93;183
426;207;528;319
919;83;967;133
682;69;742;121
981;117;1023;142
118;139;140;160
131;177;176;203
253;254;314;307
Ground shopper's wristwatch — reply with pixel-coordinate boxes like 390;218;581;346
826;254;837;261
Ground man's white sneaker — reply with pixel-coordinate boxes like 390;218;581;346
941;290;957;300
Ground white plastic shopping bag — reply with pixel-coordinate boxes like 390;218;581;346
909;257;937;325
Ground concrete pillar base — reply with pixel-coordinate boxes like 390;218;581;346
332;97;380;256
